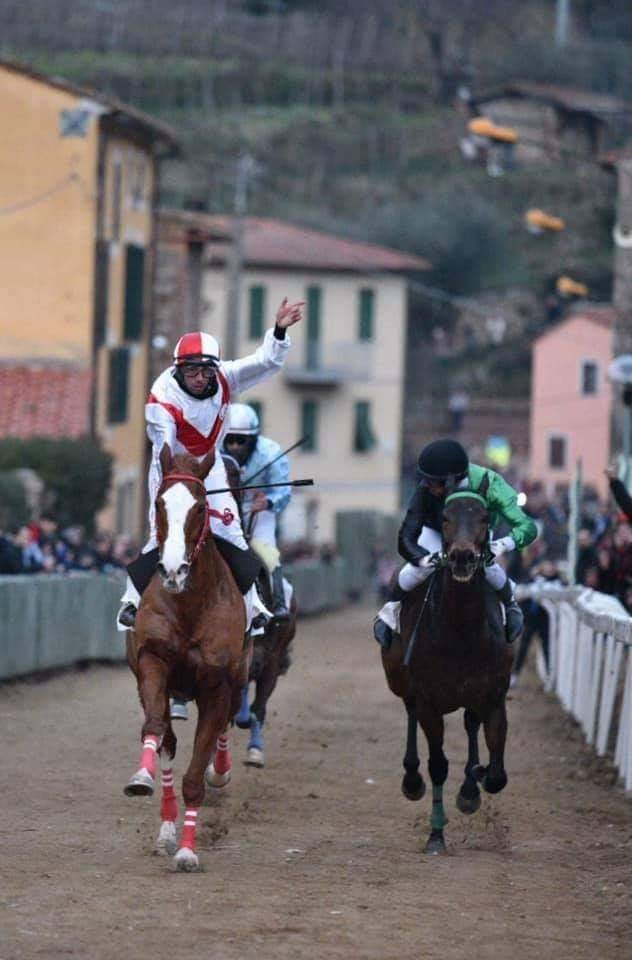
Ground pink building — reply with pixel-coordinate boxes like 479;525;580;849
530;305;614;499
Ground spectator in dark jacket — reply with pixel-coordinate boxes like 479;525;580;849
605;466;632;521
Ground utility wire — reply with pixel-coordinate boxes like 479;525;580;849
0;172;85;216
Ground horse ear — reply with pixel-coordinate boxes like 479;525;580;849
196;450;215;480
159;443;173;477
477;472;490;498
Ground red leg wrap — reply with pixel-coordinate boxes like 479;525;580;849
160;768;178;823
180;808;198;851
139;735;160;778
214;734;231;775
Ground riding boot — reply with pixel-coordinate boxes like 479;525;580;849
497;579;523;643
117;601;137;628
270;567;290;621
373;582;408;650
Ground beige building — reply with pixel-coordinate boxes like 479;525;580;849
156;213;429;544
0;59;177;538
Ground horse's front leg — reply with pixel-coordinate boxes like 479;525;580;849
174;681;232;872
155;708;179;855
481;699;508;794
417;702;448;855
401;697;425;800
457;708;482;814
245;648;281;769
124;650;169;797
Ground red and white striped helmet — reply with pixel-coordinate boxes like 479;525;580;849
173;331;220;366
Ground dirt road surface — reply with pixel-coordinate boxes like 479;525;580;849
1;604;631;960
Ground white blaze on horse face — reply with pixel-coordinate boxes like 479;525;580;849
161;483;196;585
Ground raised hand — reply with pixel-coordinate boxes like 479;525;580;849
275;297;305;329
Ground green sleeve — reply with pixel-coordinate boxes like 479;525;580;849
487;470;538;550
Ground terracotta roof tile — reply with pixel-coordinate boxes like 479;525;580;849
204;216;431;272
0;363;91;439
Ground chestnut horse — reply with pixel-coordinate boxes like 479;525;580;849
124;445;249;871
381;476;512;854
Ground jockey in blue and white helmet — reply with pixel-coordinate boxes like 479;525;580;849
222;403;292;620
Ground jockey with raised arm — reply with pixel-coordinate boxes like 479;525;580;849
222;403;292;620
117;298;304;630
373;438;538;650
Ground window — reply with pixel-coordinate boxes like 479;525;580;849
93;240;110;349
111;160;122;242
249;400;263;432
358;288;374;341
123;244;145;340
581;360;598;396
248;285;266;339
354;401;377;453
306;285;321;369
108;347;130;424
548;435;567;470
301;400;318;451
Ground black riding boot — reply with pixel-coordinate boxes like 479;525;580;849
271;567;290;621
497;579;523;643
373;582;408;650
118;602;137;628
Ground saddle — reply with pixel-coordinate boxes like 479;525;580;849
127;539;263;596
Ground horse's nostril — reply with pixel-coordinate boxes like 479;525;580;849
177;563;190;577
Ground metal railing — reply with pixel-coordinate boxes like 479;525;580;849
516;583;632;793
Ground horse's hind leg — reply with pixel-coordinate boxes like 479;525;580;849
456;709;482;814
481;700;508;794
401;697;425;801
124;651;169;797
417;704;448;855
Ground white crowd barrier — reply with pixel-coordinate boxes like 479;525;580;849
516;583;632;794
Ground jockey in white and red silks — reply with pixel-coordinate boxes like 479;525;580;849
118;298;304;628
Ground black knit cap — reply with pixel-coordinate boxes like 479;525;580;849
417;439;469;482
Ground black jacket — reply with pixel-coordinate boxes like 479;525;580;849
610;478;632;521
397;486;444;564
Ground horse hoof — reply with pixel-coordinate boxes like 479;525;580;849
154;821;178;856
456;791;481;815
174;847;199;872
483;773;507;795
424;830;447;855
401;774;425;801
235;715;251;730
205;763;232;790
244;747;264;768
124;768;155;797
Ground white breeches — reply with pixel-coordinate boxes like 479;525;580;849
397;526;508;592
247;509;280;573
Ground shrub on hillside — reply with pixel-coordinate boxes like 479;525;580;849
0;438;113;535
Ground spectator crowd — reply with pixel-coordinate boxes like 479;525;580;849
0;514;137;576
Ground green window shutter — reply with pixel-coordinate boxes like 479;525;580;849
248;285;266;339
108;347;130;424
93;239;110;349
123;244;145;340
354;400;376;453
249;400;263;432
306;285;321;369
358;288;374;341
301;399;318;451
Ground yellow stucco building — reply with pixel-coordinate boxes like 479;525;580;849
0;60;177;539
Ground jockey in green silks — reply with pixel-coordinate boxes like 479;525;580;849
373;438;538;650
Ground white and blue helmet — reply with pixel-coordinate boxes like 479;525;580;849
225;403;260;436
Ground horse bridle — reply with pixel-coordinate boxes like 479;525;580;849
158;472;210;565
440;490;492;576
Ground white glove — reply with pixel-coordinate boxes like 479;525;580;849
417;552;440;568
489;536;515;559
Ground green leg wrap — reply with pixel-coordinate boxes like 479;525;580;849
430;784;448;831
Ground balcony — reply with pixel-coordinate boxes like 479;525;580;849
284;341;373;388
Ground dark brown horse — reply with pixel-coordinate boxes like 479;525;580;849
125;445;250;871
222;453;297;766
381;477;512;854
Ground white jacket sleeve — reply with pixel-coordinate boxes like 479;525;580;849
145;403;177;537
222;328;290;396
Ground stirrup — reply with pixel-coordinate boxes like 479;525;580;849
118;601;137;628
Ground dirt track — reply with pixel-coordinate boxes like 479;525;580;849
1;603;631;960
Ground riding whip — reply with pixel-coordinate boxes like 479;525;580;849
242;435;310;485
206;479;314;495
